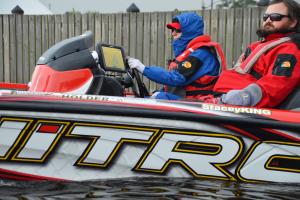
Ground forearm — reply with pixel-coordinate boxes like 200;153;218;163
143;66;186;86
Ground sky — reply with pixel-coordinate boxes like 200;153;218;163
2;0;300;15
38;0;300;14
0;0;53;14
39;0;221;14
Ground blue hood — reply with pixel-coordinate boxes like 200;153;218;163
172;13;204;57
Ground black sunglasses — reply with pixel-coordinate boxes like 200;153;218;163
263;13;290;22
171;28;181;33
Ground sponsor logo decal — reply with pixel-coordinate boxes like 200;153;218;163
182;61;192;68
281;61;291;68
0;117;298;183
202;104;272;115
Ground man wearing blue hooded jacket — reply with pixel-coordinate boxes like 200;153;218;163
128;12;226;100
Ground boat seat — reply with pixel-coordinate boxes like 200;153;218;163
278;86;300;110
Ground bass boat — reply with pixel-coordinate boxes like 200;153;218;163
0;31;299;183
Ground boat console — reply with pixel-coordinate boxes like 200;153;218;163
28;31;142;97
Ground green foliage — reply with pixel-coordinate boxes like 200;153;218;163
216;0;257;8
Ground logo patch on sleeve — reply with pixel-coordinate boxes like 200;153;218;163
272;54;297;77
281;61;291;68
182;61;192;69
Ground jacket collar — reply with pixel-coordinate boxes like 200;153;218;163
264;32;295;41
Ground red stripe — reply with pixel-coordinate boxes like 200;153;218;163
0;173;41;181
267;109;300;123
37;124;60;133
0;168;68;181
261;128;300;142
223;125;260;141
0;82;28;90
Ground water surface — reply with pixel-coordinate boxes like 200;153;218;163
0;177;299;199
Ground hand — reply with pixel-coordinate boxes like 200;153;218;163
204;97;221;104
220;84;262;106
220;90;250;106
128;57;145;73
199;94;221;104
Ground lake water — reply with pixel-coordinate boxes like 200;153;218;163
0;177;299;199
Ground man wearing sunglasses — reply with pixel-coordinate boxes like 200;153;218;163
206;0;300;108
128;12;226;100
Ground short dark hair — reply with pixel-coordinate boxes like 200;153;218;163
269;0;300;32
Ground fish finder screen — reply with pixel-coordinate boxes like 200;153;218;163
102;46;126;72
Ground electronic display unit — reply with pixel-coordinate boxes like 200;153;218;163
97;44;127;73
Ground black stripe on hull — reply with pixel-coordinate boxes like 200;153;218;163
0;100;300;138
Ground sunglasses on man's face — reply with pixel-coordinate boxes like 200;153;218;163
263;13;290;22
171;28;181;33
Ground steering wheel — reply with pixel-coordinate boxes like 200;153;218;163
130;69;150;98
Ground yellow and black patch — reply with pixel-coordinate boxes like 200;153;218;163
281;61;291;68
272;54;297;77
182;61;192;68
178;56;202;79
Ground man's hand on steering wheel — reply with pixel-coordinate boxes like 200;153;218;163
127;57;150;98
128;58;145;73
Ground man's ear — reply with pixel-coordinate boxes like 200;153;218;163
289;18;298;29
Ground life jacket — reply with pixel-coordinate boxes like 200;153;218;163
166;35;226;97
213;35;294;95
233;37;291;74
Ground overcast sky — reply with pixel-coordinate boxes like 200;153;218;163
38;0;300;14
39;0;222;14
2;0;300;15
